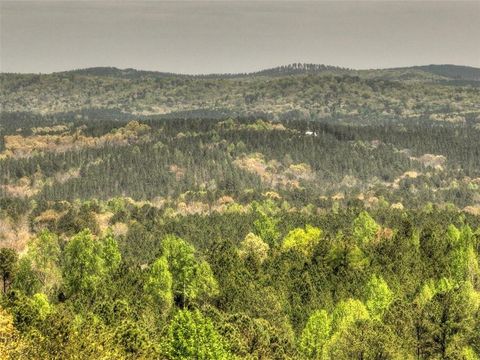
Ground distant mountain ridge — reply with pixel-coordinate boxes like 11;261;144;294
410;65;480;81
60;63;349;77
2;62;480;115
57;63;480;81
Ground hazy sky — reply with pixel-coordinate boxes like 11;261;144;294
1;0;479;74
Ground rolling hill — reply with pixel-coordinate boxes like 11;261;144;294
1;64;479;117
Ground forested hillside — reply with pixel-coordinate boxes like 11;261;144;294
2;115;480;210
2;64;480;116
1;65;480;359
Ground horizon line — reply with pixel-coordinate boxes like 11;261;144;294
2;63;479;77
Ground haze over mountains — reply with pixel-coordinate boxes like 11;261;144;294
5;63;480;82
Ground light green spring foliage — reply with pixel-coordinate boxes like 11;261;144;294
12;257;42;296
26;230;61;293
415;279;437;308
447;224;464;280
300;299;371;359
30;293;52;321
325;300;373;359
450;246;479;283
462;346;480;360
3;207;480;358
13;292;52;329
436;277;456;294
191;260;219;301
411;229;421;249
414;277;480;314
460;225;476;246
161;235;218;307
299;310;331;359
459;280;480;313
331;299;370;333
365;275;394;320
253;210;279;247
346;245;369;270
282;225;323;256
144;256;173;313
418;279;480;360
326;231;370;271
353;211;380;245
448;225;480;283
9;230;61;296
415;277;479;313
101;232;122;275
447;224;461;244
466;246;480;285
166;309;230;360
238;232;270;265
63;229;121;297
64;229;103;296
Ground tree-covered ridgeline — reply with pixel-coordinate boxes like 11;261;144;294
2;66;480;117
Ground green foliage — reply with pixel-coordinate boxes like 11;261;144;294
26;230;61;293
63;229;104;297
30;293;52;320
0;247;17;294
325;320;404;360
144;256;173;313
331;299;370;333
414;280;437;308
1;198;480;358
418;280;479;359
253;209;280;247
62;229;122;298
346;245;370;270
447;224;461;244
161;235;219;307
448;225;480;283
299;299;391;359
282;225;322;256
3;115;480;209
221;313;294;359
2;68;479;119
462;347;480;360
0;69;480;360
299;310;331;359
100;232;122;275
353;211;380;245
3;68;480;360
114;319;151;356
365;275;394;319
12;292;52;331
11;257;41;296
56;205;100;235
238;232;270;266
165;309;230;360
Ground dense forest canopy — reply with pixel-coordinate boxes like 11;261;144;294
2;64;480;116
1;64;480;359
